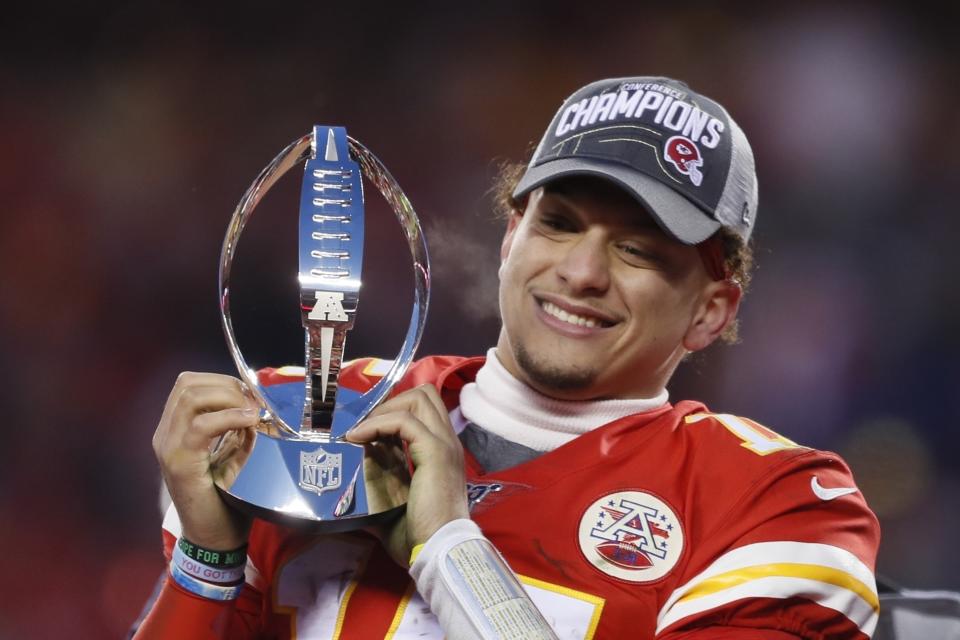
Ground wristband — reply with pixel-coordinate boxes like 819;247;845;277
411;519;558;640
440;538;555;639
173;543;246;584
170;562;244;601
177;536;247;568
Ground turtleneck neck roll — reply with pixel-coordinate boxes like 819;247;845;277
458;348;669;452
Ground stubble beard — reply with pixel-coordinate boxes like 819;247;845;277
513;343;598;392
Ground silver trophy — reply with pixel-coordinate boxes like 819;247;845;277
214;126;429;531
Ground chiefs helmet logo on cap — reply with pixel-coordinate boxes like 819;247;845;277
664;136;704;186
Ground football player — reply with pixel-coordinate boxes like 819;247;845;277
134;76;880;639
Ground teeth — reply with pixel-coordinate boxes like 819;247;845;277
541;301;601;328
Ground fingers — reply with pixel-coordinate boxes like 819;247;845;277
358;385;450;441
346;385;463;480
171;383;256;428
369;384;445;419
416;384;449;422
163;371;248;407
346;410;440;447
166;372;255;414
173;371;251;391
153;374;260;465
152;371;256;551
186;407;260;449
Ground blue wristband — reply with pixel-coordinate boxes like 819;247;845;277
170;562;244;601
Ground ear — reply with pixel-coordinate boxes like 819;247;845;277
500;210;523;262
682;281;743;352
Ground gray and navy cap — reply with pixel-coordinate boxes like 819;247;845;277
513;76;758;245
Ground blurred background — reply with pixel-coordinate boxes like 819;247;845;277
2;2;958;637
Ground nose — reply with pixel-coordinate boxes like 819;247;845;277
555;229;610;294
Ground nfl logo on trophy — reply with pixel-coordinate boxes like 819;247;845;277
299;447;343;496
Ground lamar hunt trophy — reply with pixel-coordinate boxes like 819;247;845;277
215;126;429;531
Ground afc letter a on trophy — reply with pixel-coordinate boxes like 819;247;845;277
309;291;348;322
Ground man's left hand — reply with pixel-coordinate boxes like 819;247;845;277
346;384;470;565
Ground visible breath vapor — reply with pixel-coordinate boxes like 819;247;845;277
425;216;501;322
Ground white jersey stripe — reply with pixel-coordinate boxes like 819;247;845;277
657;541;877;634
655;575;878;636
162;502;182;538
659;541;876;618
362;358;394;377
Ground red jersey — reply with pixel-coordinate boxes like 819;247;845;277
135;355;880;639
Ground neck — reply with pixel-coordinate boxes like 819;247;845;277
458;348;669;452
494;332;676;400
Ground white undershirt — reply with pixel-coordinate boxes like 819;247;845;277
458;348;669;452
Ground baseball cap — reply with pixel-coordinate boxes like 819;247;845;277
513;76;758;245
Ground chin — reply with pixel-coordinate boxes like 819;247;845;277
514;344;599;393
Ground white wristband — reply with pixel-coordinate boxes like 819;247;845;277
169;562;244;601
172;542;246;584
411;519;557;640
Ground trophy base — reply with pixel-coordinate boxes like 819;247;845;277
217;487;405;534
214;429;410;534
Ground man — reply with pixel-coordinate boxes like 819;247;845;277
134;76;881;639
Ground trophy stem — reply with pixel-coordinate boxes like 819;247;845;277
303;323;350;432
298;126;362;435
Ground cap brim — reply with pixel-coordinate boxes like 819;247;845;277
512;158;721;245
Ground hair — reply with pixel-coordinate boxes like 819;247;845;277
490;160;755;344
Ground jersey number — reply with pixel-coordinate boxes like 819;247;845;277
686;413;800;456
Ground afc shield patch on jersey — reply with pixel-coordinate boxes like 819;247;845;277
578;490;684;583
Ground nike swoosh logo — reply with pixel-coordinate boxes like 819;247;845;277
810;475;859;501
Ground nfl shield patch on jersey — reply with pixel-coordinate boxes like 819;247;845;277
578;490;685;583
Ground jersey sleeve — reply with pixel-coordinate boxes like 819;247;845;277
132;505;265;639
656;443;881;639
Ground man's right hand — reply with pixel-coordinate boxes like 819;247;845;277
152;372;260;551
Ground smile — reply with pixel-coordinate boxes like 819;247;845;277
540;300;611;329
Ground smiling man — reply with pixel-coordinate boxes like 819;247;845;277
496;179;739;400
135;77;881;639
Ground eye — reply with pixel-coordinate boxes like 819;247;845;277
617;242;666;268
537;212;578;234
